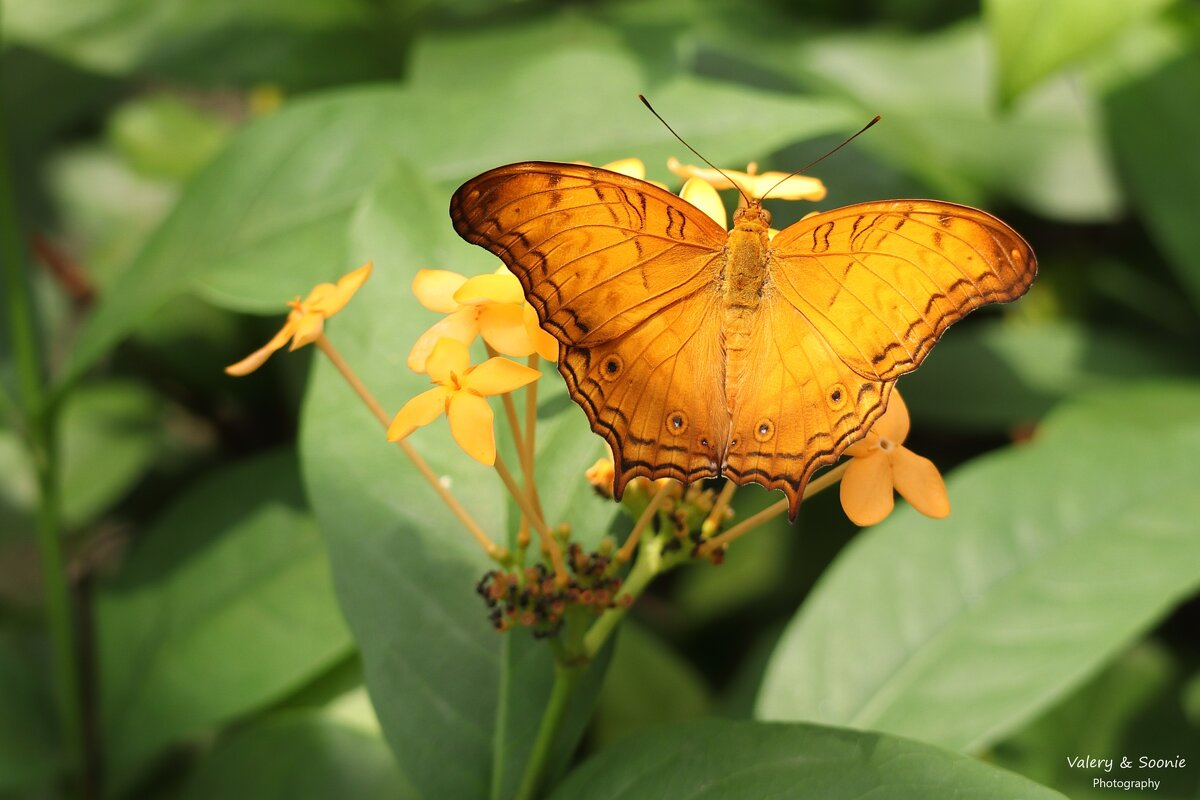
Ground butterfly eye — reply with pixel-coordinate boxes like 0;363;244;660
601;355;624;382
828;384;847;409
754;419;775;442
665;411;689;435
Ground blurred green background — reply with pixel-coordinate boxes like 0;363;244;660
2;0;1199;798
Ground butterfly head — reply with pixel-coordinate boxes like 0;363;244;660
732;201;771;232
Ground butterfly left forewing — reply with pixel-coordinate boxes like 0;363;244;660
768;200;1036;381
451;162;727;346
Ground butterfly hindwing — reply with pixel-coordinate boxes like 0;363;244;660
560;293;728;497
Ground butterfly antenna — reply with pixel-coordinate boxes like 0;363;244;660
761;115;882;201
639;94;753;207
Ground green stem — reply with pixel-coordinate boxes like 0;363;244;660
583;532;676;659
513;663;582;800
0;26;85;792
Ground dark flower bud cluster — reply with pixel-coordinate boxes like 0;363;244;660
476;543;628;637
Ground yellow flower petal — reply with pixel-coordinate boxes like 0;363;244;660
407;308;480;373
478;303;535;357
524;305;558;362
680;177;727;229
309;261;372;316
387;387;449;440
454;273;525;305
668;157;827;201
448;392;495;464
844;431;879;459
876;390;911;445
839;453;894;527
289;311;325;350
601;158;646;179
427;337;472;386
225;319;298;376
891;446;950;519
412;269;467;314
465;357;542;396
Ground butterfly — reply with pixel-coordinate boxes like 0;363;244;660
450;162;1036;518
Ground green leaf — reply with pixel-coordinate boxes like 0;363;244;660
591;623;711;749
757;383;1200;753
177;707;416;800
3;0;404;89
99;449;354;773
899;319;1193;430
549;719;1066;800
990;641;1200;799
985;0;1175;105
63;46;856;384
795;22;1121;221
1105;47;1200;308
58;380;166;526
107;94;231;180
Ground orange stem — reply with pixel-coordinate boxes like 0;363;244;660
617;481;674;563
697;462;850;557
315;336;501;558
495;454;567;586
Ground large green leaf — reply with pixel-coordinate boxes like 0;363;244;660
98;450;353;773
177;704;415;800
62;42;855;385
985;0;1175;105
549;719;1066;800
1105;47;1200;308
757;383;1200;753
3;0;404;89
899;319;1192;431
990;641;1200;799
794;22;1121;222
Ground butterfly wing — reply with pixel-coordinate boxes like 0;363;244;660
451;162;730;496
767;200;1037;381
723;298;894;519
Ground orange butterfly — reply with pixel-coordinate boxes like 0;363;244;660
450;162;1036;518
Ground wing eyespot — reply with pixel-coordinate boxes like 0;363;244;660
754;420;775;443
828;384;846;409
601;355;624;382
666;411;689;435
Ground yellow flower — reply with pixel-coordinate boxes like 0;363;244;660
678;175;785;240
668;156;826;202
585;456;616;498
839;391;950;526
388;337;542;465
225;262;372;376
407;268;557;373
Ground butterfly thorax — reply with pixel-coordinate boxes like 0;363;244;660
720;202;773;411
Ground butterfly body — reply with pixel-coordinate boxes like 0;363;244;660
450;162;1036;518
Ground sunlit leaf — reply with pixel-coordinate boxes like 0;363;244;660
757;383;1200;753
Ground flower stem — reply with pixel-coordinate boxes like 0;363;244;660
513;662;582;800
494;454;567;585
315;336;502;559
583;532;674;659
701;479;737;536
486;345;544;523
0;83;86;789
698;461;850;557
616;481;672;563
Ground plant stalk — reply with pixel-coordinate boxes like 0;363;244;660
513;662;582;800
